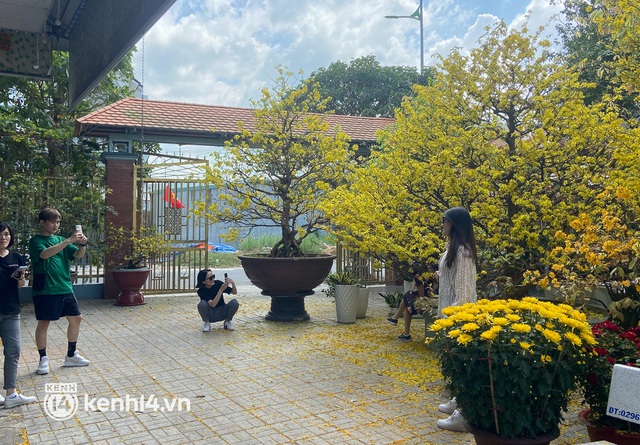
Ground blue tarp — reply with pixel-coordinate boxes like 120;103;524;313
189;242;237;253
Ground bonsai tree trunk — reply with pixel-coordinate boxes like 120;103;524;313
271;230;303;257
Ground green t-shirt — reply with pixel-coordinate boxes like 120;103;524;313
29;234;78;296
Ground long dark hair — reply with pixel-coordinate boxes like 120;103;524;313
443;207;478;269
0;221;15;248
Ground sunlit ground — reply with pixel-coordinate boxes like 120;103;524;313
3;286;590;444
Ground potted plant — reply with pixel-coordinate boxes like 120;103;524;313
578;320;640;444
325;271;360;323
104;224;169;306
356;285;369;319
429;297;595;444
194;67;353;321
378;290;404;316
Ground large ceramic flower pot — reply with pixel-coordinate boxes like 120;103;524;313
464;422;558;445
238;254;335;321
112;268;149;306
335;284;358;324
579;409;640;445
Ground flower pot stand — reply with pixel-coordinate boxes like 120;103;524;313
264;293;313;322
112;268;150;306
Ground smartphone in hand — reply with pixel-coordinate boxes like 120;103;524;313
12;265;28;279
75;224;83;234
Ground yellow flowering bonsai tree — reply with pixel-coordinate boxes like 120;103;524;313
104;224;169;269
194;67;354;258
322;23;630;297
428;297;595;439
525;186;640;329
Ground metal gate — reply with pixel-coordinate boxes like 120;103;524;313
134;153;212;294
133;153;397;292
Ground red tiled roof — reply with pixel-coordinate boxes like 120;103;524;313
75;97;395;144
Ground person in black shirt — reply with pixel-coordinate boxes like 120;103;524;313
0;222;36;408
196;269;239;332
386;274;426;341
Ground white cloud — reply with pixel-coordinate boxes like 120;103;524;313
135;0;565;109
511;0;564;34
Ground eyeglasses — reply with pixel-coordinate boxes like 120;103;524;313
206;275;215;281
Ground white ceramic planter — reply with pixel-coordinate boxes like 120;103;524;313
335;284;359;324
356;286;369;319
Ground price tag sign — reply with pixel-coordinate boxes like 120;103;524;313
607;364;640;425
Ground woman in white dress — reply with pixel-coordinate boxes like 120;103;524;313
434;207;478;432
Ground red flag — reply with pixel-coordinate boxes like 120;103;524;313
164;186;185;209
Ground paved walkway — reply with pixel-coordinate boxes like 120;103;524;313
1;285;591;445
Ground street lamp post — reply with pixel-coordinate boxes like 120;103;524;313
385;0;424;74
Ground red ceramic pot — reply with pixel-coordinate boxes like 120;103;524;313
579;409;640;445
464;422;558;445
112;268;149;306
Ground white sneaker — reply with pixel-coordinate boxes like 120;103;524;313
223;320;234;331
63;351;90;367
0;394;4;405
3;393;37;409
202;322;211;332
438;397;458;414
37;356;49;375
437;409;468;432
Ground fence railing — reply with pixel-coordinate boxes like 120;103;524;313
8;176;108;285
12;172;396;291
335;244;398;285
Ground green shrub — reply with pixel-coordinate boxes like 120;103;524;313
323;270;359;299
378;291;404;308
240;233;333;255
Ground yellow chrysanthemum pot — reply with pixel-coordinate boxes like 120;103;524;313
428;297;594;443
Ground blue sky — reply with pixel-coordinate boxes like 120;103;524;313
135;0;563;156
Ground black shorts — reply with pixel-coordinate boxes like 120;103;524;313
403;290;418;316
33;293;81;321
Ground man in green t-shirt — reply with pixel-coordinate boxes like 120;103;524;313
29;208;90;375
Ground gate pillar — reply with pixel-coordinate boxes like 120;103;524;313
101;152;138;299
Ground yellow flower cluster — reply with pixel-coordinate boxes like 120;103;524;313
428;297;595;437
524;186;640;312
430;297;595;358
